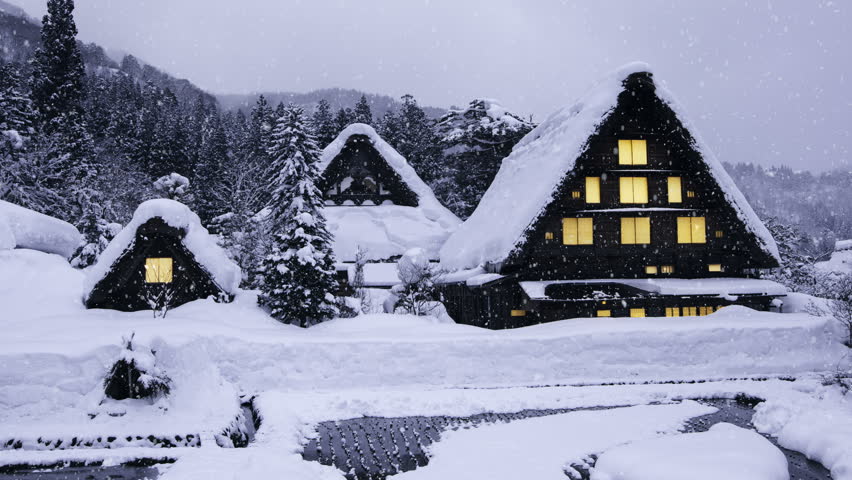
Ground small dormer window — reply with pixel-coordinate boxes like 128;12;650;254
145;258;173;283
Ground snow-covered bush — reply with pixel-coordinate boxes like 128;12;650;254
392;248;439;316
153;172;192;204
103;334;172;401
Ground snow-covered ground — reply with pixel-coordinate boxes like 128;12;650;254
1;248;851;479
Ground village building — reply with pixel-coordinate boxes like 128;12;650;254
317;123;460;290
438;63;785;329
815;240;852;279
84;199;241;312
0;200;82;259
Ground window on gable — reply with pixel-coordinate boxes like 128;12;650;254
708;263;723;272
661;265;675;274
677;217;707;244
618;139;648;165
667;177;682;203
545;232;554;240
621;217;651;245
585;177;601;204
645;266;658;274
563;218;594;245
145;258;173;284
572;191;582;199
619;177;648;204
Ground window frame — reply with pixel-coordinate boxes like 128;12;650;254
144;257;174;284
619;177;649;204
618;139;648;165
585;177;601;204
667;176;682;203
677;217;707;244
621;217;651;245
562;217;594;245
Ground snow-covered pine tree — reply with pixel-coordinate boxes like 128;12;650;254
334;107;355;132
153;172;192;203
310;99;337;148
379;94;442;184
194;110;230;224
103;333;172;401
258;105;338;326
353;94;373;125
433;99;534;218
0;63;36;136
246;95;276;210
763;217;818;293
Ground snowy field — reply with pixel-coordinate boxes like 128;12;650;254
1;249;851;479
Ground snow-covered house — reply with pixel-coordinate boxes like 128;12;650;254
318;123;461;288
0;200;82;259
438;63;785;328
84;199;241;312
815;240;852;278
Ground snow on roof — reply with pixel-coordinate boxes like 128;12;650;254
815;242;852;277
440;62;780;270
346;262;401;287
326;205;456;262
519;278;787;300
319;124;460;262
0;200;82;259
84;199;241;298
835;239;852;252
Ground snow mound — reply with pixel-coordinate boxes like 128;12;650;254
440;62;780;270
592;423;789;480
0;200;82;259
83;199;241;298
816;239;852;277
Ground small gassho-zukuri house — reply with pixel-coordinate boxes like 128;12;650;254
318;123;460;290
438;63;785;329
84;199;241;311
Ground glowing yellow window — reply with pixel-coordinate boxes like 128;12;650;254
510;310;526;317
668;177;682;203
597;310;612;317
618;139;648;165
708;264;723;272
687;191;696;198
563;218;594;245
572;191;582;199
683;307;698;316
585;177;601;204
645;266;658;275
545;232;554;240
677;217;706;244
621;217;651;245
619;177;648;204
630;308;646;318
715;230;724;239
665;307;681;317
699;306;714;316
661;265;675;274
144;258;173;284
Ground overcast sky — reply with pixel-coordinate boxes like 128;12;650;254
14;0;851;171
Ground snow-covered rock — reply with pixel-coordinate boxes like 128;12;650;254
83;199;241;299
592;423;788;480
0;200;82;259
440;62;780;270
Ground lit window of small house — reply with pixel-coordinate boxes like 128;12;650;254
667;177;682;203
645;266;658;274
618;139;648;165
630;308;646;317
619;177;648;203
708;264;723;272
510;309;527;317
145;258;173;284
621;217;651;245
665;307;681;317
661;265;675;274
597;310;612;317
677;217;706;244
585;177;601;204
562;218;594;245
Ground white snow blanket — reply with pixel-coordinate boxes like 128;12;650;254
325;205;457;262
591;423;789;480
319;124;460;262
816;239;852;277
520;278;787;300
0;200;81;259
83;199;241;298
441;62;780;270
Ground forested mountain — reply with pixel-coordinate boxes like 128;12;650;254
218;88;445;119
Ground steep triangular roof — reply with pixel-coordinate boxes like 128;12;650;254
441;62;780;270
84;199;241;298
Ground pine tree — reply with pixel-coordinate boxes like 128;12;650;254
353;94;373;125
310;99;336;148
334;107;355;132
763;217;817;293
194;110;229;223
0;62;36;135
380;94;442;184
258;105;338;326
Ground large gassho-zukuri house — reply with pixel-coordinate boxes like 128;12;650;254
438;63;785;329
318;123;461;290
84;199;241;311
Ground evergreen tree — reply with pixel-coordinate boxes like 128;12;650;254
380;94;441;184
310;99;336;148
0;62;36;135
194;110;229;223
353;94;373;125
334;107;355;132
763;217;818;293
258;105;338;326
433;99;534;217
